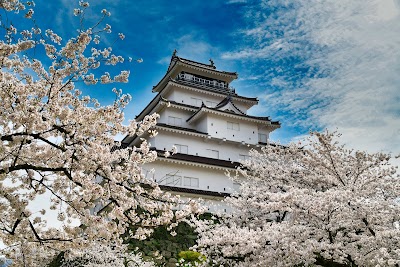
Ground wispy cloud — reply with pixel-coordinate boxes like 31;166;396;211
157;33;216;64
175;34;213;59
157;56;171;65
224;0;400;153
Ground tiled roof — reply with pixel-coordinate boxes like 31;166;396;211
214;96;246;115
111;142;129;152
187;105;280;126
134;88;257;121
160;98;198;110
176;57;216;70
155;150;241;169
156;123;208;135
112;145;241;170
120;121;207;148
172;79;258;102
159;185;231;197
172;56;237;77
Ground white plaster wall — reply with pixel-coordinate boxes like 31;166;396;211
167;86;246;110
157;107;194;129
231;101;250;114
153;131;255;161
168;84;255;113
206;114;259;145
258;127;271;142
195;116;208;133
147;136;156;148
168;86;224;106
143;161;236;194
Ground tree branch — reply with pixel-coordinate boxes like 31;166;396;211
0;164;83;187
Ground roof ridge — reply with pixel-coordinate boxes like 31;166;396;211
187;106;279;125
159;185;231;197
155;149;240;169
156;123;208;135
174;55;216;69
171;54;237;76
214;96;247;115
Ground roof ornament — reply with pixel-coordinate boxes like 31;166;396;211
209;58;215;67
172;49;177;57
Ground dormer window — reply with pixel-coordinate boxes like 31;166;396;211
168;116;182;126
227;121;240;131
191;97;203;106
183;177;199;188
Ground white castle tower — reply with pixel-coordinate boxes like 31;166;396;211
121;51;280;211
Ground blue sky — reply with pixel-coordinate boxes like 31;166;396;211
10;0;400;154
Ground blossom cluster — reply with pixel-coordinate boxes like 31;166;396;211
194;132;400;266
0;1;200;265
60;241;156;267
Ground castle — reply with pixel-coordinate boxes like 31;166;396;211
121;52;280;211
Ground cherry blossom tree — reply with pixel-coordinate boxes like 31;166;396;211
194;132;400;267
0;1;199;265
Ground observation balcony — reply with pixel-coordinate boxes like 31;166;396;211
176;73;236;93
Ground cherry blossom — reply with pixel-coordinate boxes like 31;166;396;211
0;1;199;265
60;241;156;267
195;131;400;266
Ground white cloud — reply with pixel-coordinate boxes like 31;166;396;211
175;34;213;59
161;34;217;65
157;56;171;65
225;0;400;155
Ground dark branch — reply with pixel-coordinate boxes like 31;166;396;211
362;218;376;237
0;164;83;187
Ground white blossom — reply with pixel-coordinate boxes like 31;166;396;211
73;8;82;16
60;242;156;267
24;8;33;18
104;24;111;33
195;131;400;266
101;8;111;16
78;1;89;8
0;2;199;266
114;70;129;83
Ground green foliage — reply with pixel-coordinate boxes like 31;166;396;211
178;250;206;262
47;252;65;267
126;221;199;265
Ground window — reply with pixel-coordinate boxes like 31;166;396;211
174;144;188;154
165;175;181;186
183;177;199;188
239;154;251;161
258;133;268;143
191;97;203;106
168;116;182;126
227;121;240;131
207;149;219;159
